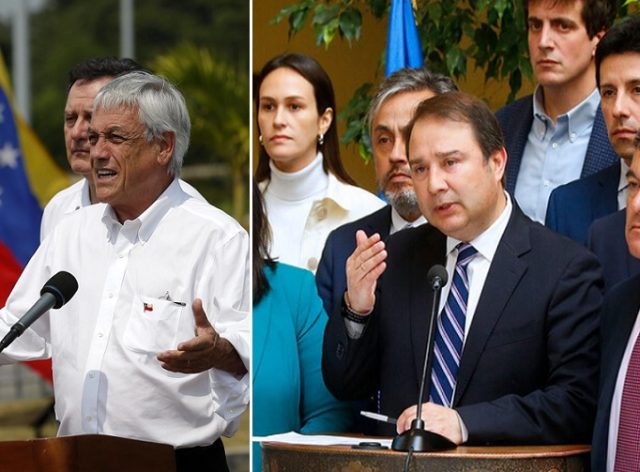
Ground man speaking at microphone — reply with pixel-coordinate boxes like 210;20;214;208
323;92;602;445
0;72;249;471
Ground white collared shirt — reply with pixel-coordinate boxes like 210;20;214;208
607;309;640;472
40;178;91;242
40;177;207;242
1;179;249;447
618;160;630;211
389;206;427;235
440;193;513;340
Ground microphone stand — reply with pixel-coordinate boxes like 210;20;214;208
391;271;456;452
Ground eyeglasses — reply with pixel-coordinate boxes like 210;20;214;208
87;130;146;146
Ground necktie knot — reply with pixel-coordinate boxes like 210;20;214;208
456;243;477;268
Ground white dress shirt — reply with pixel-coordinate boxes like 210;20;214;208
40;179;91;242
1;179;249;448
261;153;385;272
389;206;426;235
441;193;513;342
606;308;640;472
618;159;630;211
441;193;512;441
40;177;206;241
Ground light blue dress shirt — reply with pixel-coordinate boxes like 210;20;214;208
515;87;600;223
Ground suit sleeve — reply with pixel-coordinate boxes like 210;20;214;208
457;249;602;444
296;270;352;433
322;293;382;402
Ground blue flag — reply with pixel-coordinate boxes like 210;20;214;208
385;0;424;77
0;85;42;267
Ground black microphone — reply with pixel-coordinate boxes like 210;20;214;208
0;271;78;354
391;264;456;452
428;264;448;291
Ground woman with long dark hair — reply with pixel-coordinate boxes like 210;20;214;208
255;53;384;272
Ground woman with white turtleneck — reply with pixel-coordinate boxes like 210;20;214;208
256;53;384;273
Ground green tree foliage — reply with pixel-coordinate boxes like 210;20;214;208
272;0;639;161
151;43;249;222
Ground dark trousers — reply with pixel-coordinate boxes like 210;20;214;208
174;438;229;472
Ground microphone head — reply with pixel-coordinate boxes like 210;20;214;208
427;265;448;290
40;271;78;309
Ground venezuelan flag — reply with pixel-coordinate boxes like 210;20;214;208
0;53;69;382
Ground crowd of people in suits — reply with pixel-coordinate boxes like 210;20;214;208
253;0;640;470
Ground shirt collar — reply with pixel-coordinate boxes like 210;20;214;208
79;178;92;207
619;159;630;193
390;206;427;234
446;191;513;264
102;179;186;244
532;86;600;142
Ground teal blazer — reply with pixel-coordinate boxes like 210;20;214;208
252;263;351;472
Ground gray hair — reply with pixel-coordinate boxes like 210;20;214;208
366;67;458;136
93;71;191;177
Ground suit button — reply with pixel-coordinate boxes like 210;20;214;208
307;257;318;271
336;342;344;359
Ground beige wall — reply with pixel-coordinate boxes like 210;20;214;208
253;1;534;191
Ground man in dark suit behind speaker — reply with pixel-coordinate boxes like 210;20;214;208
316;67;457;317
592;130;640;472
323;92;603;445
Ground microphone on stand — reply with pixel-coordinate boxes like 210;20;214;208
0;271;78;354
391;264;456;452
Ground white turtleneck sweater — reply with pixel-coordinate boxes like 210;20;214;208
261;153;385;273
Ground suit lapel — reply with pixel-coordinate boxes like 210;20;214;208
594;163;620;217
505;99;533;195
367;205;392;241
582;107;617;177
600;278;640;413
410;228;446;387
453;207;530;404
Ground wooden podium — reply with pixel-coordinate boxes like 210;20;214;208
262;442;590;471
0;434;176;471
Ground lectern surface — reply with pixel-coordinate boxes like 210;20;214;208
0;434;176;472
262;441;590;472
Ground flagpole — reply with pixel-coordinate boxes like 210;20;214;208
120;0;135;58
11;0;30;124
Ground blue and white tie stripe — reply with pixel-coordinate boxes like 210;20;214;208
429;243;477;407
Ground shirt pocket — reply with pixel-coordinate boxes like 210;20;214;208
123;296;185;353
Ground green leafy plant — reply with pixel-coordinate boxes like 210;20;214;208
272;0;639;161
152;42;249;221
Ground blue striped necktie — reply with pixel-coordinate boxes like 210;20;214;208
429;243;477;407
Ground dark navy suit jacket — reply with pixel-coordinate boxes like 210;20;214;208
587;209;640;293
316;206;392;316
592;273;640;471
495;95;618;195
323;204;603;443
545;162;620;245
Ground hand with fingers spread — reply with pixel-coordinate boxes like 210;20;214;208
345;230;388;314
396;402;463;445
157;298;247;377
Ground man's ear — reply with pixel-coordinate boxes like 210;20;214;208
157;131;176;166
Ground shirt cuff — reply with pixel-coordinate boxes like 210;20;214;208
456;410;469;443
